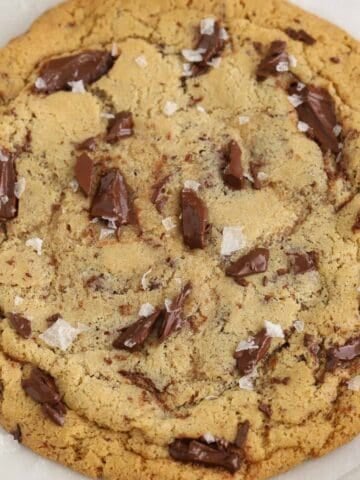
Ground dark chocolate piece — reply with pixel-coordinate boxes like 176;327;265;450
285;28;316;45
226;248;269;280
8;313;31;339
256;41;289;81
289;251;317;274
181;189;209;249
158;283;192;341
223;140;244;189
0;155;18;220
75;153;94;196
234;329;272;375
106;112;134;143
113;310;162;351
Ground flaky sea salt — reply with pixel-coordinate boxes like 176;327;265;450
297;121;310;133
219;27;229;41
289;54;297;68
182;63;193;77
39;318;83;351
239;115;250;125
111;42;119;57
26;237;43;256
100;112;116;119
239;372;257;391
296;82;306;92
68;80;86;94
203;432;216;443
139;303;155;318
163;101;178;117
164;298;173;312
265;320;285;338
14;177;26;199
236;338;259;352
124;338;137;349
99;228;115;240
141;268;152;290
14;295;24;306
196;105;207;113
162;216;176;231
200;18;216;35
184;180;201;192
333;124;342;137
288;94;303;108
348;376;360;391
293;319;305;333
257;172;268;181
182;48;206;62
207;57;222;68
0;150;9;162
221;226;246;256
35;77;46;90
135;55;148;68
69;179;79;192
276;60;289;72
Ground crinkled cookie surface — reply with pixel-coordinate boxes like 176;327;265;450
0;1;359;479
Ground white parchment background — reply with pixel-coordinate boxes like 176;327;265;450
0;0;359;478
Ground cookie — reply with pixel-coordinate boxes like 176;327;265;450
0;1;359;479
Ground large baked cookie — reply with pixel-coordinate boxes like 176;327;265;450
0;0;359;479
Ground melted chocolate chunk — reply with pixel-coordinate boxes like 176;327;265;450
234;421;250;449
0;156;18;220
76;136;97;152
181;189;209;249
289;251;318;274
158;283;192;342
288;83;340;154
90;169;131;226
169;438;241;473
352;212;360;232
285;28;316;45
189;21;226;77
106;112;134;143
226;248;270;280
8;313;32;339
35;50;115;94
259;403;272;418
22;368;66;426
234;329;272;375
151;175;170;213
256;41;289;81
326;337;360;372
75;153;94;196
223;140;244;189
113;310;162;351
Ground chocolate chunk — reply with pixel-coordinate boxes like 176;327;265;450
330;57;340;64
189;21;226;77
223;140;244;189
234;421;250;449
113;310;162;351
106;111;134;143
256;41;289;81
285;28;316;45
0;156;18;220
289;251;317;274
11;424;22;443
169;438;241;473
352;212;360;232
8;313;32;339
226;248;270;280
234;329;272;375
181;189;209;249
76;136;97;152
288;83;340;154
151;175;170;213
259;403;272;418
75;153;94;196
90;169;131;226
22;368;66;426
326;337;360;372
42;402;66;427
158;283;192;341
304;334;320;358
35;50;115;94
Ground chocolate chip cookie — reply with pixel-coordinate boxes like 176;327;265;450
0;0;359;479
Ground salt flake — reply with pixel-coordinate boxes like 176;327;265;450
219;27;229;41
293;319;305;333
196;105;207;113
135;55;148;68
297;121;310;133
288;94;303;108
236;338;259;352
239;371;257;391
182;48;206;63
111;43;119;57
0;150;9;162
333;125;342;137
182;63;193;77
68;80;86;94
203;432;216;443
207;57;222;68
163;101;178;117
265;320;284;339
289;54;297;68
276;60;289;72
184;180;201;192
348;376;360;391
239;115;250;125
139;303;155;318
35;77;47;90
14;177;26;199
141;268;152;290
221;226;246;256
26;237;43;256
69;179;79;192
39;318;82;351
99;228;115;240
162;216;176;231
200;18;216;35
14;295;24;306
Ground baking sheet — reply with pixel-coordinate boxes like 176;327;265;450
0;0;359;478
